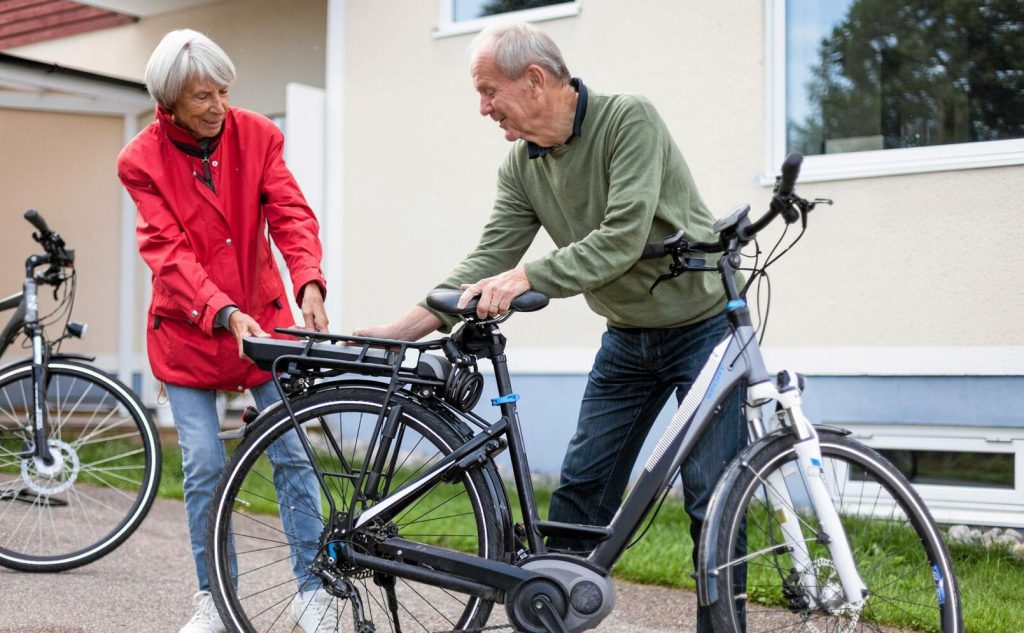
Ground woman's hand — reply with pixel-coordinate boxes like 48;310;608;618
228;311;269;359
300;282;329;332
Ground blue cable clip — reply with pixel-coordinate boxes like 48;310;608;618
726;299;747;312
491;393;520;406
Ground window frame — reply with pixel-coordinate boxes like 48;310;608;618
433;0;581;39
764;0;1024;185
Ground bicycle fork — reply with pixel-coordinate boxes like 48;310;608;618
751;380;868;612
24;275;56;470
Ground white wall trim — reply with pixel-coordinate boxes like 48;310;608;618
324;0;346;329
490;345;1024;376
433;0;581;39
763;0;1024;186
117;114;140;384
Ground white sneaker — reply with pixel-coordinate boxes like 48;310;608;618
179;591;227;633
290;590;341;632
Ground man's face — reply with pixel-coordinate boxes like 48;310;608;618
172;76;230;140
472;54;537;143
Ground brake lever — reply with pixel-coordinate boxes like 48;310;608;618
806;197;833;211
649;251;686;294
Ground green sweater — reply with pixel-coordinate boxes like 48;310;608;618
431;90;727;330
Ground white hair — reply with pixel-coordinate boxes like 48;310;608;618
469;22;570;83
144;29;236;109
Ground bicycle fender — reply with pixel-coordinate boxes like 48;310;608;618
51;352;97;362
695;424;851;606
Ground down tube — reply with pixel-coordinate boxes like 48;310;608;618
589;333;749;570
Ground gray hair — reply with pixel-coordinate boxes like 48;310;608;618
144;29;236;109
469;23;570;83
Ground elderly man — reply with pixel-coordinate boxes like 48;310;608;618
355;22;746;633
118;29;337;633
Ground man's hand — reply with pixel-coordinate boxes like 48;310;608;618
300;282;329;332
353;306;442;342
229;310;270;359
457;266;531;319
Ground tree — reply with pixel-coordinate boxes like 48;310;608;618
480;0;570;17
791;0;1024;155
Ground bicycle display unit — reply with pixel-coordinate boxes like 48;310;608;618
0;210;161;572
206;154;962;633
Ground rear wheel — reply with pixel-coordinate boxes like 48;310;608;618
0;360;161;571
709;429;962;633
208;385;508;632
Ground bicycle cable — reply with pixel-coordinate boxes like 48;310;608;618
624;469;682;550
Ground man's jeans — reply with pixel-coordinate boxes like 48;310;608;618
547;312;747;633
166;380;323;592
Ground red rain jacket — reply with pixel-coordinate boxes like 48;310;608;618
118;107;326;391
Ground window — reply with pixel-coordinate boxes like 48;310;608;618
838;422;1024;527
434;0;580;38
766;0;1024;182
853;450;1015;490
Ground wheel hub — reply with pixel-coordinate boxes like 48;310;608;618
21;439;79;495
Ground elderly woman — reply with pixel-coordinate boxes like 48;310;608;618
118;30;335;633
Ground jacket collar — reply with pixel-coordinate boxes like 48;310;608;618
156;106;226;156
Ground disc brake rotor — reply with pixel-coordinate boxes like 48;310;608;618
21;439;79;495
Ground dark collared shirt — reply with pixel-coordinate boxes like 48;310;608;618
527;77;588;159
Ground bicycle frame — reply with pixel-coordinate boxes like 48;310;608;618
269;293;868;618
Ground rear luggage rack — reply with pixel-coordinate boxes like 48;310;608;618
242;328;452;384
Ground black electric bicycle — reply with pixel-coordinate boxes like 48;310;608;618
206;155;961;633
0;209;161;572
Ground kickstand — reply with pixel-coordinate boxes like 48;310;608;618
375;572;402;633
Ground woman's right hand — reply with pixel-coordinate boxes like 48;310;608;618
228;311;270;359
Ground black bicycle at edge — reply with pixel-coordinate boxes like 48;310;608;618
0;210;161;572
206;154;962;633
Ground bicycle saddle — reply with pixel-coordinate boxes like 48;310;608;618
426;289;550;317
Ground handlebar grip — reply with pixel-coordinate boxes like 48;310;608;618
640;242;666;260
776;152;803;196
24;209;51;234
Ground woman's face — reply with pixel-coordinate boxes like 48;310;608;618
171;76;230;140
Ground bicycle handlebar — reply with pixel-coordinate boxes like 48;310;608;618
776;152;803;197
22;208;75;275
640;153;806;260
24;209;51;234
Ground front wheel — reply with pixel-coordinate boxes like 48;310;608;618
707;429;961;633
0;360;161;571
207;385;509;633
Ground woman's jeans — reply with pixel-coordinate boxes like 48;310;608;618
547;312;748;633
166;380;323;592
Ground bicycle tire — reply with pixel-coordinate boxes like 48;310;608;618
208;384;508;633
0;359;161;571
707;428;962;633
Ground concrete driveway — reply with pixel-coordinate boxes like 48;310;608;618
0;497;703;633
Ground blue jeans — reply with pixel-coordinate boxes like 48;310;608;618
166;380;323;592
547;312;747;633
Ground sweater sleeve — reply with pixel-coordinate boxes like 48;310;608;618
524;113;665;298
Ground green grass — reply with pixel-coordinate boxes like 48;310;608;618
151;444;1024;633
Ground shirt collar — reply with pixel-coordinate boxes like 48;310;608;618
526;77;588;159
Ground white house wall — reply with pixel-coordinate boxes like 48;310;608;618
340;1;1024;376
